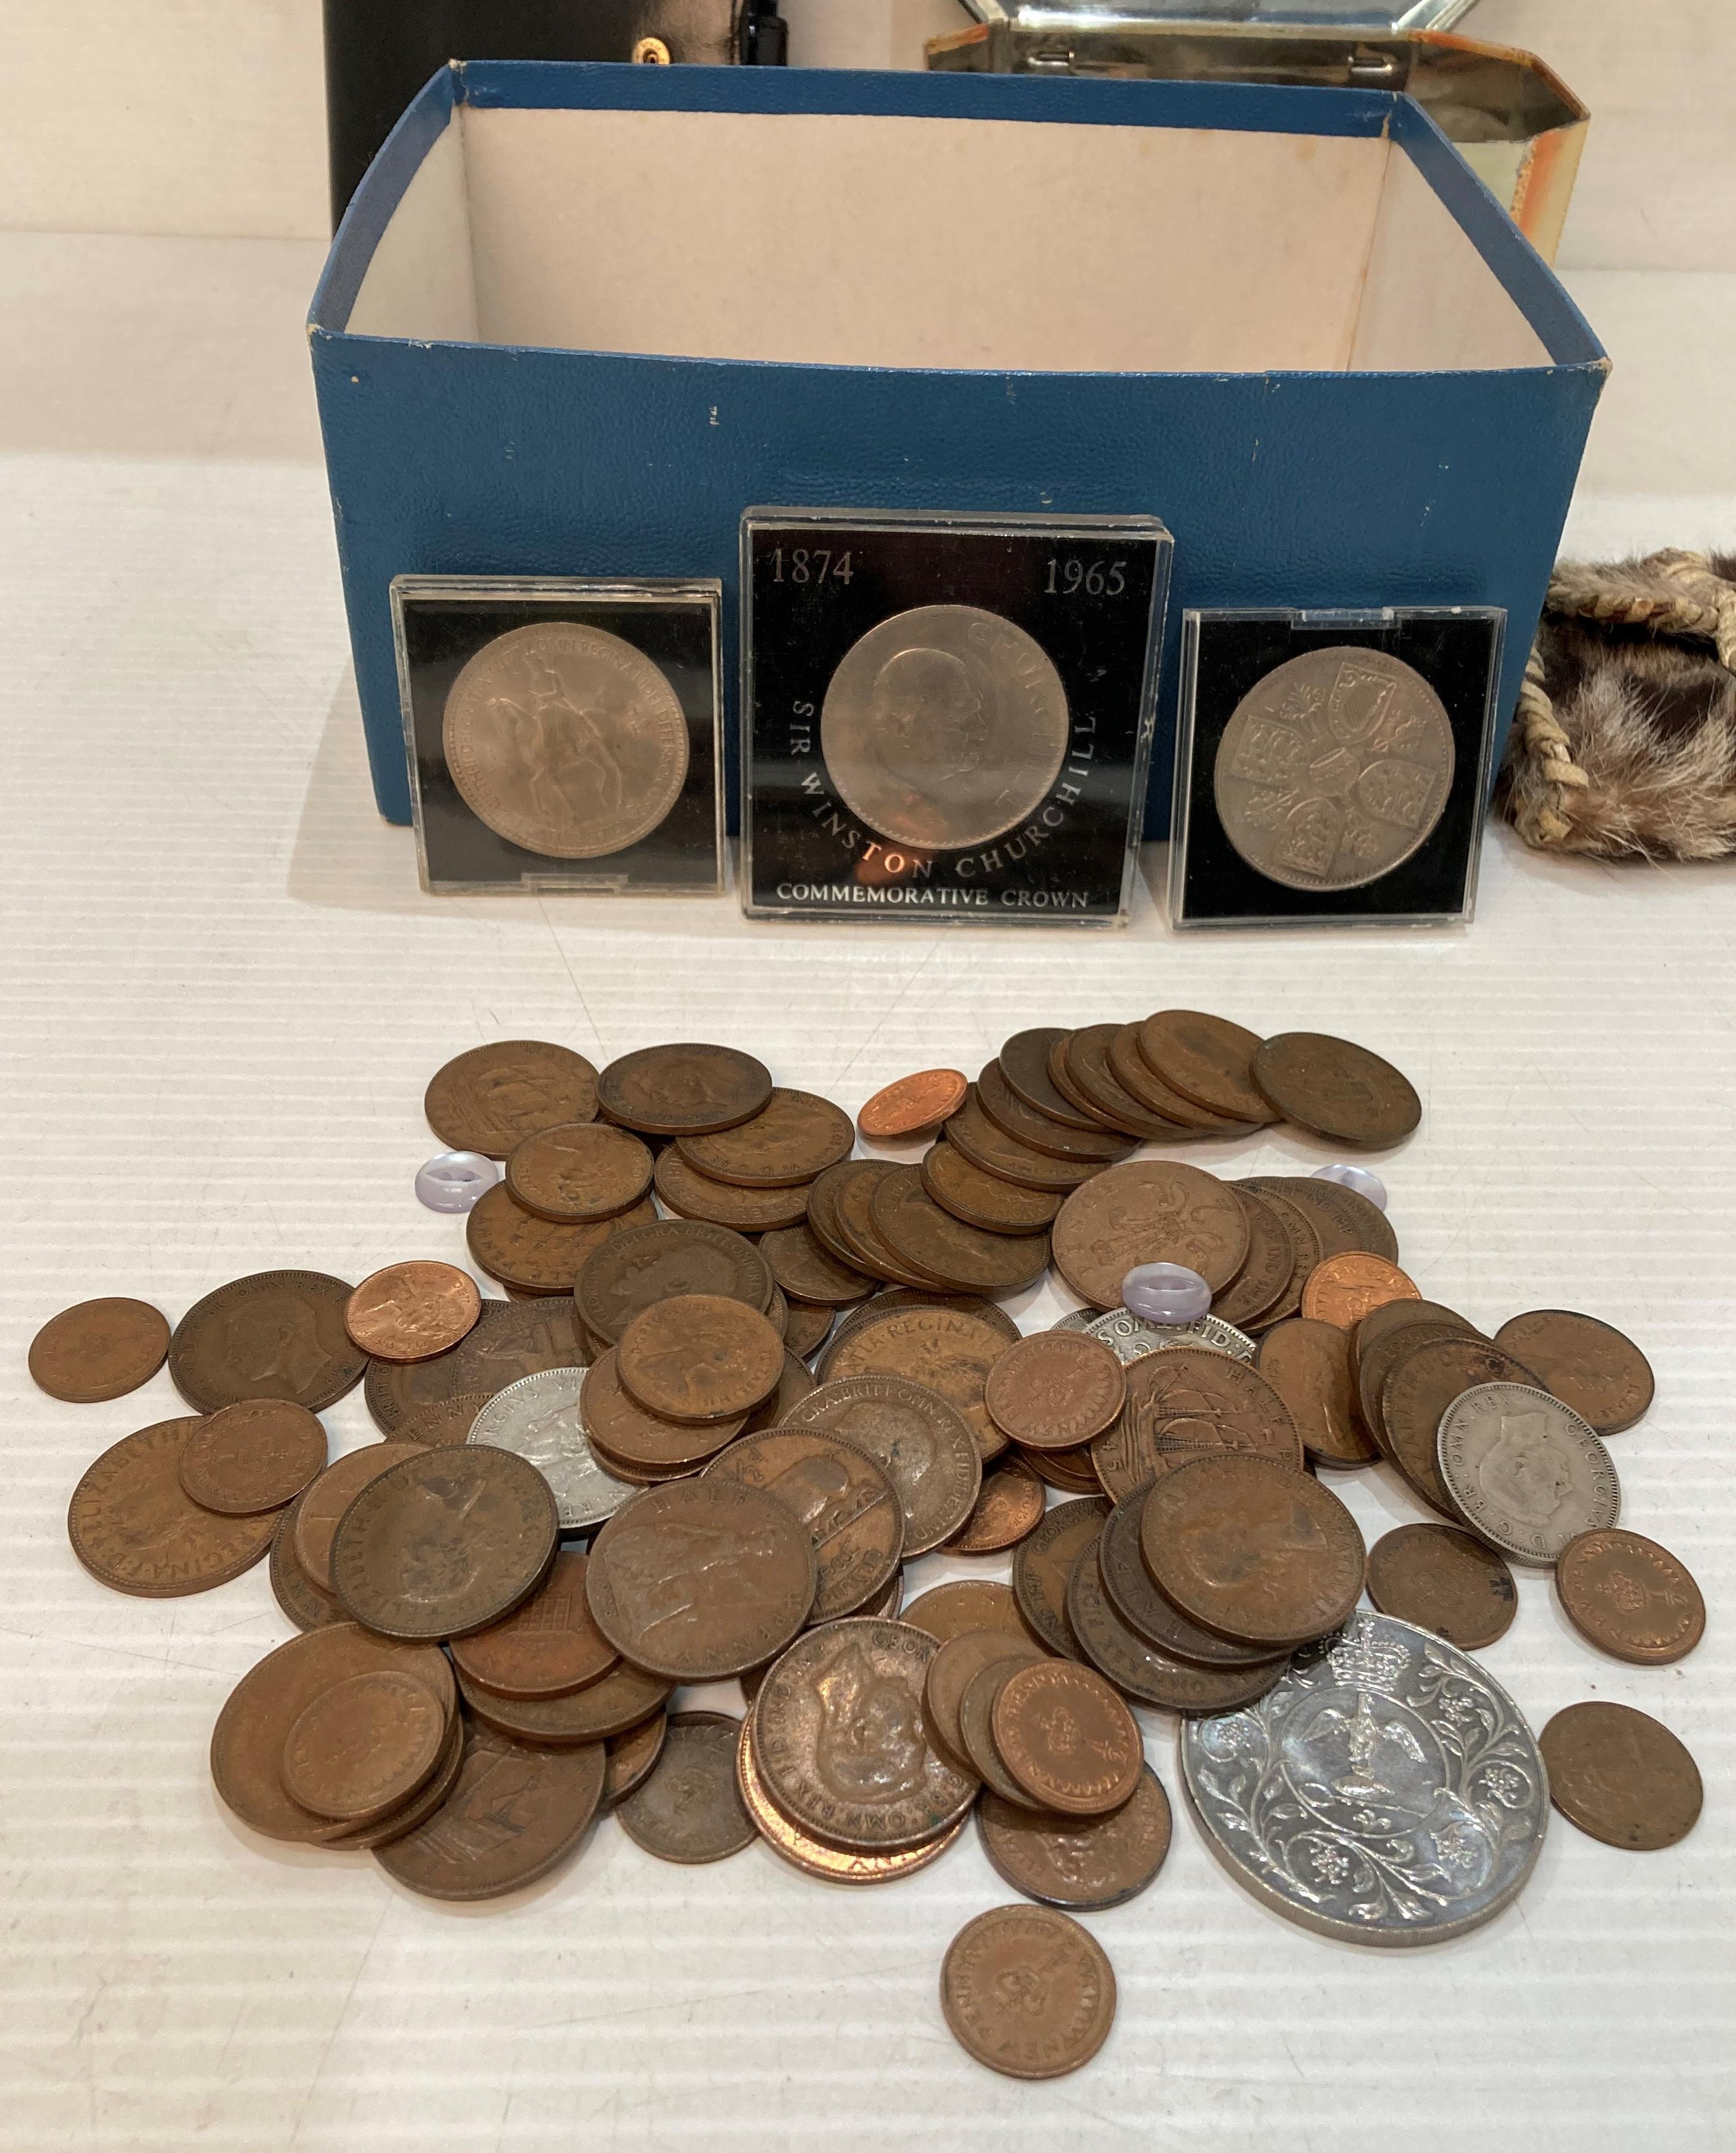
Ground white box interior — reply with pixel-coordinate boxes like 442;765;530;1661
346;105;1551;374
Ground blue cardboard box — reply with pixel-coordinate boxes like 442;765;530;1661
309;60;1606;832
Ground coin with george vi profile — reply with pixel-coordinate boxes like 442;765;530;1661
741;508;1170;927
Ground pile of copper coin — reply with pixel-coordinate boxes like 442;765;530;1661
36;1013;1705;2080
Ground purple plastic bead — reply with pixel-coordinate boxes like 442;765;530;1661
1312;1163;1388;1213
1120;1263;1212;1326
416;1151;499;1214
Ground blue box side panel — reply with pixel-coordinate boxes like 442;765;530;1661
311;338;1601;829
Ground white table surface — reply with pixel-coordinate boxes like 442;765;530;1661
1;239;1733;2152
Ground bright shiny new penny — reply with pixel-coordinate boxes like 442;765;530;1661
1554;1528;1704;1664
757;1223;873;1308
652;1147;812;1232
992;1660;1142;1816
705;1426;903;1619
754;1617;976;1851
295;1444;427;1595
280;1668;447;1823
941;1906;1116;2080
586;1477;817;1679
1250;1033;1422;1148
1092;1347;1301;1501
29;1297;170;1402
901;1579;1031;1647
1067;1545;1287;1714
677;1088;854;1189
365;1298;586;1433
869;1169;1050;1296
735;1714;966;1885
176;1398;327;1514
1141;1454;1366;1646
458;1658;672;1745
1492;1309;1655;1435
921;1139;1061;1236
978;1764;1172;1912
1539;1702;1702;1851
1256;1317;1380;1468
329;1445;558;1639
1301;1252;1420;1329
1136;1010;1277;1124
68;1417;279;1597
923;1630;1043;1778
1435;1382;1621;1565
449;1549;619;1699
375;1718;607;1900
984;1332;1125;1452
949;1457;1047;1555
467;1183;655;1294
595;1042;772;1136
823;1304;1012;1462
1380;1335;1545;1517
782;1374;981;1557
505;1121;654;1224
858;1068;968;1142
580;1348;744;1470
1013;1497;1108;1658
615;1293;785;1423
424;1040;599;1158
616;1711;755;1864
170;1270;366;1415
1052;1161;1249;1309
574;1218;772;1347
1366;1523;1518;1649
344;1261;482;1363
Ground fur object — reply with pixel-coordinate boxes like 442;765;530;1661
1497;549;1736;860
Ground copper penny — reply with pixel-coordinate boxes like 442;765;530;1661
742;1348;819;1433
331;1710;467;1852
924;1631;1043;1779
948;1457;1047;1555
830;1161;935;1286
1210;1189;1295;1332
586;1477;816;1679
735;1714;966;1884
270;1489;341;1632
1233;1183;1320;1327
1244;1173;1398;1264
979;1764;1172;1911
458;1658;672;1744
1256;1317;1380;1468
1092;1347;1301;1501
1539;1702;1702;1851
601;1711;669;1809
806;1160;881;1268
449;1549;619;1699
901;1579;1029;1646
754;1617;976;1851
1366;1523;1518;1648
652;1148;812;1232
1141;1454;1366;1647
1355;1303;1480;1447
365;1298;586;1433
68;1417;277;1596
467;1184;655;1294
1301;1253;1420;1329
210;1622;455;1842
595;1042;772;1136
869;1168;1051;1296
921;1139;1061;1236
329;1445;558;1639
998;1027;1107;1132
783;1299;838;1360
1097;1486;1280;1668
616;1710;755;1864
1493;1310;1655;1435
1250;1033;1422;1148
1110;1025;1254;1135
1022;1440;1106;1495
822;1304;1012;1462
424;1039;598;1157
1060;1026;1191;1143
945;1090;1104;1194
705;1427;903;1619
386;1390;494;1449
959;1654;1053;1808
29;1297;169;1402
1013;1496;1108;1657
295;1443;427;1593
281;1668;447;1823
823;1286;1019;1364
677;1088;854;1189
574;1218;772;1348
375;1717;607;1899
985;1332;1126;1452
614;1293;785;1424
1380;1335;1544;1517
169;1270;365;1415
782;1373;981;1556
344;1261;482;1364
1555;1528;1704;1664
1138;1010;1277;1124
857;1067;969;1143
176;1398;327;1514
758;1223;873;1308
978;1056;1134;1163
1052;1161;1250;1310
505;1121;654;1224
992;1659;1142;1816
941;1906;1116;2080
1067;1545;1287;1714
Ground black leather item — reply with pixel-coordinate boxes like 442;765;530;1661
323;1;786;226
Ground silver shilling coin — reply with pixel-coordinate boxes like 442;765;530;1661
467;1365;635;1530
1435;1382;1621;1565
